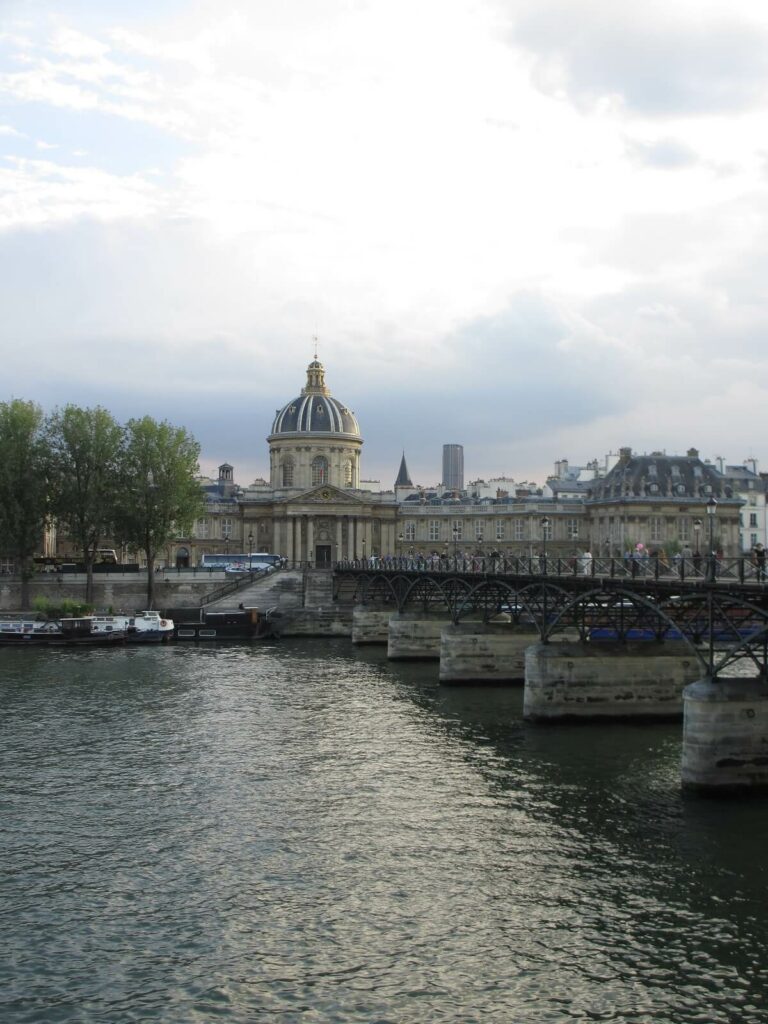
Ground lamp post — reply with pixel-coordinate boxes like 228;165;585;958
398;532;404;561
706;497;717;581
452;525;459;566
693;518;702;576
362;537;366;566
476;534;483;571
541;516;551;574
248;529;254;569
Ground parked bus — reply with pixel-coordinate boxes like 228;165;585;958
198;553;282;570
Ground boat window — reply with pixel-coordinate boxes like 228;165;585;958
199;629;217;638
178;629;196;638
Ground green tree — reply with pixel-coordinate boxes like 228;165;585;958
47;405;124;604
115;417;204;608
0;399;49;608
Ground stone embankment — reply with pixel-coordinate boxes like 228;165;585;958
0;568;353;637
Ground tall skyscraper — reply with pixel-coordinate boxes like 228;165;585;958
442;444;464;492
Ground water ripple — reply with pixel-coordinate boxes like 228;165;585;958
1;641;767;1022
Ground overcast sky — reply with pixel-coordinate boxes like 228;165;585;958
3;0;768;488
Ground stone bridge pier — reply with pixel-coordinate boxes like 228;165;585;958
524;641;701;720
439;622;539;685
351;606;393;645
682;677;768;792
387;611;449;660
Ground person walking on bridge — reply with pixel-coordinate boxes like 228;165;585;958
754;543;766;583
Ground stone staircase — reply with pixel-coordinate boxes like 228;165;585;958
205;569;304;611
204;567;352;637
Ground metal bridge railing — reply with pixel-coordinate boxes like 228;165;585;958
335;554;768;586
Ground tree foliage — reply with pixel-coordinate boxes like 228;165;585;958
0;399;49;604
115;416;204;607
47;405;123;603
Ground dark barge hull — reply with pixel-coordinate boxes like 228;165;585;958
169;608;275;642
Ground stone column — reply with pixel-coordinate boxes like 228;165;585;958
335;519;343;562
682;677;768;793
364;519;373;557
286;517;294;563
346;517;354;560
307;518;315;565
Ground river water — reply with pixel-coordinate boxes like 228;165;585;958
1;640;767;1023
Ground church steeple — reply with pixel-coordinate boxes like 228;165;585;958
395;451;413;488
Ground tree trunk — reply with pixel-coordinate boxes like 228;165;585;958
146;551;155;609
19;557;32;611
84;555;95;607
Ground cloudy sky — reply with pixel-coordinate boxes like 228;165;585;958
3;0;768;488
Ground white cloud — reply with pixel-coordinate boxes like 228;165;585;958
2;0;768;486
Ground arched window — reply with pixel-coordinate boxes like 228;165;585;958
282;459;294;486
311;455;328;486
343;459;353;486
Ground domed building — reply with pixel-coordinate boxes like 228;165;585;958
268;358;363;491
180;357;398;567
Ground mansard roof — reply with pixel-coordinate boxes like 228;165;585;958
586;448;738;503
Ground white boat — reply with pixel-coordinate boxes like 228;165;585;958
0;617;127;646
90;611;174;643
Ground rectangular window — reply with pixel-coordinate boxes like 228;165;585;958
451;519;463;541
650;517;663;542
750;513;758;527
752;533;759;547
514;519;525;541
196;518;209;539
678;517;690;542
496;521;506;541
542;520;553;541
475;521;485;540
221;518;233;539
404;521;416;541
429;521;440;541
566;518;579;540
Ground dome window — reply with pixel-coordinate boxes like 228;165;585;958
311;455;329;486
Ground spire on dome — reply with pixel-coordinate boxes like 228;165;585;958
395;451;413;488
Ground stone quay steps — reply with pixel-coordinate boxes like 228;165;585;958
205;570;304;610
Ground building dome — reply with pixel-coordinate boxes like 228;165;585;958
267;357;363;491
270;359;360;437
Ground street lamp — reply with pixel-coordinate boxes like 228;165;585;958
362;537;367;565
452;525;459;564
541;516;551;573
398;532;404;560
248;529;254;569
706;497;717;580
476;533;484;569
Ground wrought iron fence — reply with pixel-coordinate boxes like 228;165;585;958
336;553;768;585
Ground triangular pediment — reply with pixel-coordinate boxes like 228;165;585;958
279;484;367;507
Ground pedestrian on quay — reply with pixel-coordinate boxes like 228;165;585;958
755;543;766;582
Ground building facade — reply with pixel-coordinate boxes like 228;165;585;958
442;444;464;492
170;358;400;567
